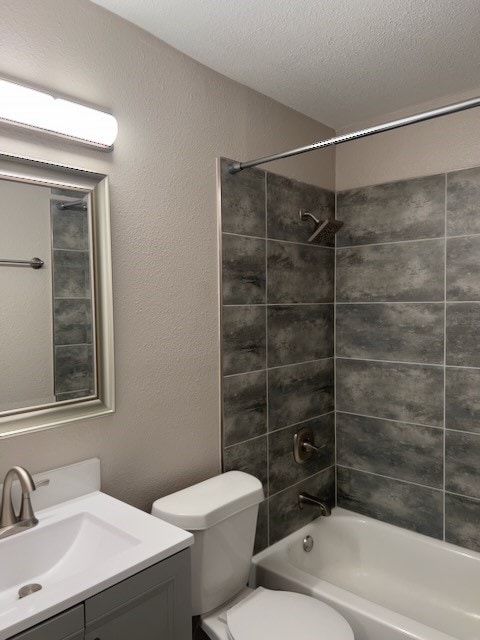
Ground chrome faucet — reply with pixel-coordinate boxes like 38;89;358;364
0;466;39;539
298;492;331;517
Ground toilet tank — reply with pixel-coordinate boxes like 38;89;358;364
152;471;263;616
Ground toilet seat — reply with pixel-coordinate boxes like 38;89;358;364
225;587;354;640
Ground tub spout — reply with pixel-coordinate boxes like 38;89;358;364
298;492;331;516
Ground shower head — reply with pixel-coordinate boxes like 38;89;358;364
299;210;344;244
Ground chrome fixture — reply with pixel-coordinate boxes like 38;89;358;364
0;257;44;269
228;96;480;174
303;535;314;552
0;467;47;539
293;426;325;464
299;209;344;244
298;492;331;516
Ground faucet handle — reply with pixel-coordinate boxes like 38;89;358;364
293;426;325;464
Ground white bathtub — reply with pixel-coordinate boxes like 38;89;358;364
250;508;480;640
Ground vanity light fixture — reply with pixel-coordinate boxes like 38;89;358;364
0;79;118;150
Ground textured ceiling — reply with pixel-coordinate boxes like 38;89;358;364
91;0;480;128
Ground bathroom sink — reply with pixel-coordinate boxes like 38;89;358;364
0;490;193;639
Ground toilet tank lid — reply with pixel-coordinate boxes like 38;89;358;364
151;471;264;530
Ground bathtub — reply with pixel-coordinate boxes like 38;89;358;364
250;508;479;640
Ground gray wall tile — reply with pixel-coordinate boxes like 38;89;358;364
267;173;335;244
55;345;94;394
224;436;267;492
336;359;444;426
220;159;265;237
447;236;480;301
445;493;480;552
336;303;444;364
337;175;445;247
54;299;92;346
337;467;443;538
447;166;480;236
337;412;443;488
446;303;480;367
446;430;480;500
268;305;333;367
268;467;335;544
446;367;480;434
268;359;334;431
53;250;91;298
223;371;267;446
223;306;266;375
267;241;334;303
254;499;269;555
336;240;444;302
52;207;89;250
268;413;335;495
222;234;266;304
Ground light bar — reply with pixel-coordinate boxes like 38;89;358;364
0;79;118;150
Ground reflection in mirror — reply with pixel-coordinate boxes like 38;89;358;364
0;153;114;437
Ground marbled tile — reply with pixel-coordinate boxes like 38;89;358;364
337;413;443;488
337;467;443;538
223;436;267;491
336;303;444;364
53;250;91;298
221;159;265;237
56;389;94;402
222;234;265;304
336;240;444;303
254;499;269;554
223;306;266;375
267;173;335;245
336;174;445;247
55;345;94;394
268;413;335;495
52;206;89;250
447;166;480;236
446;430;480;500
445;493;480;552
267;241;334;303
446;367;480;434
268;305;334;367
336;359;444;426
269;467;335;544
223;371;267;446
268;359;334;431
54;299;92;346
446;303;480;367
447;236;480;301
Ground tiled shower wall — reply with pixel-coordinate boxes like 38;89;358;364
335;166;480;553
219;159;335;552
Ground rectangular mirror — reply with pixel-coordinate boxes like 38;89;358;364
0;152;114;437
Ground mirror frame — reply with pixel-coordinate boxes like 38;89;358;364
0;151;115;437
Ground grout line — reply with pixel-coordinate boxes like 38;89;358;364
443;172;447;541
224;302;334;307
337;465;443;493
268;464;336;498
335;300;445;305
222;231;335;250
444;490;480;503
223;356;334;378
336;236;445;250
336;355;444;368
336;409;444;430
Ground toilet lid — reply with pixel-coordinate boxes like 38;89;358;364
226;587;354;640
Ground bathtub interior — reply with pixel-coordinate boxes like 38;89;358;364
252;508;480;640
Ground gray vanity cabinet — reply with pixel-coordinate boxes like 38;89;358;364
9;550;191;640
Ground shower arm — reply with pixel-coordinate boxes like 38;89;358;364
228;96;480;174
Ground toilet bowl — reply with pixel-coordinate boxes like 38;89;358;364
152;471;354;640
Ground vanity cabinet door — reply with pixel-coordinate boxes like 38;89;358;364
85;549;191;640
10;606;84;640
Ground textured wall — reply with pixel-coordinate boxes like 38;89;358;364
220;160;335;550
335;168;480;553
0;0;334;510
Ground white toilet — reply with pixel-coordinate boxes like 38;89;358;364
152;471;354;640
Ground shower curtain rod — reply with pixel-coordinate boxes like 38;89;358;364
228;96;480;174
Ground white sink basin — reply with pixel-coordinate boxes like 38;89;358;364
0;490;193;639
